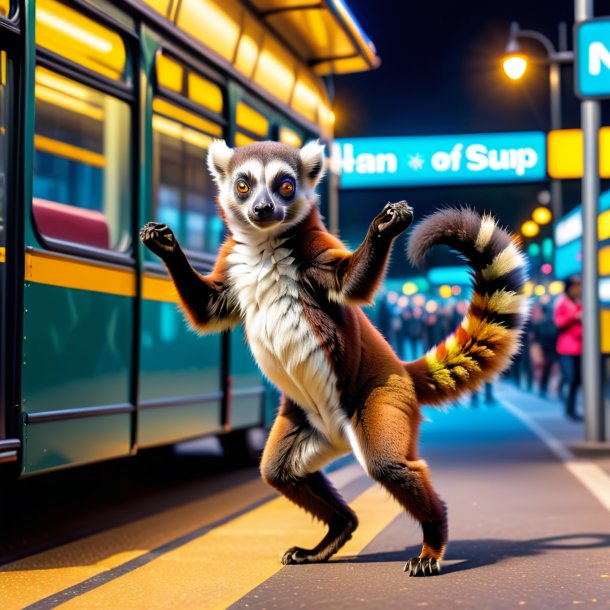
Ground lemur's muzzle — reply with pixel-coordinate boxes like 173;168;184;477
252;200;275;220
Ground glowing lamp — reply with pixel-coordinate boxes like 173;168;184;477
438;284;452;299
503;54;528;80
521;220;540;238
532;206;552;225
549;281;564;295
425;300;439;314
541;263;553;275
402;281;418;296
451;285;462;296
534;284;546;296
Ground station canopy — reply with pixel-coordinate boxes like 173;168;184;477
245;0;380;75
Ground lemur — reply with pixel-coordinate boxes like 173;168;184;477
140;140;528;577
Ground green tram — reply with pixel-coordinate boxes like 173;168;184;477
0;0;378;476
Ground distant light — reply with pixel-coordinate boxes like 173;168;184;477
521;220;540;237
541;263;553;275
438;284;452;299
413;294;426;307
387;291;398;303
534;284;546;296
540;294;551;304
537;190;551;205
549;280;564;295
397;296;408;308
542;237;554;261
556;212;582;246
402;281;418;296
523;281;534;296
503;54;528;80
425;300;439;313
451;285;462;296
600;278;610;303
532;206;552;225
527;243;541;257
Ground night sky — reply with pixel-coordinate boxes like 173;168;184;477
331;0;605;276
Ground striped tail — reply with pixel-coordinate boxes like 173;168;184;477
404;207;529;406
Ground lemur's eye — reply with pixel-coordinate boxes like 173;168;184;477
236;180;250;195
278;179;295;198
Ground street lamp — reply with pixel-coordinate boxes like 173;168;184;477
502;21;574;222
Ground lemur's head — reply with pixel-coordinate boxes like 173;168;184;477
206;139;325;238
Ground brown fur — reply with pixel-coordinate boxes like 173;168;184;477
141;144;528;577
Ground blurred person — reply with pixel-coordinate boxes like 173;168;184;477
553;275;583;421
377;293;392;342
530;303;559;397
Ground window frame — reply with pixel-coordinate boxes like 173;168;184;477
30;0;139;267
151;42;228;266
1;5;25;447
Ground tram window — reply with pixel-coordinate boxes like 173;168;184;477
0;0;10;19
235;102;268;147
236;102;268;138
36;0;128;82
0;51;8;234
33;67;131;251
152;113;224;256
279;127;302;148
155;52;223;116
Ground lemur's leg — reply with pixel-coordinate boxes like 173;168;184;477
354;384;447;577
260;396;357;565
140;222;238;329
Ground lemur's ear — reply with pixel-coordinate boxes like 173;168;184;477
300;140;326;187
207;139;234;184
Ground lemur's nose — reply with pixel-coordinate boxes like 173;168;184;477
253;201;274;218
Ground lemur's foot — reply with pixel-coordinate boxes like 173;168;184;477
282;536;342;566
403;556;441;577
281;516;357;565
140;222;176;258
374;201;414;240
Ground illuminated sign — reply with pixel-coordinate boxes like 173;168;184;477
576;18;610;99
547;127;610;178
334;132;546;189
554;189;610;280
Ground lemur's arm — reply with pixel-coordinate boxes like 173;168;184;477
140;222;240;333
307;201;413;305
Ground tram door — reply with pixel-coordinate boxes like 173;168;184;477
18;2;137;474
0;47;11;454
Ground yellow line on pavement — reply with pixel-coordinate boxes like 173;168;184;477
54;482;402;610
0;479;268;610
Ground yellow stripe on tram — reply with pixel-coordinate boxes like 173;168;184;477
142;273;180;303
56;483;402;610
0;475;403;610
25;250;136;297
0;246;5;263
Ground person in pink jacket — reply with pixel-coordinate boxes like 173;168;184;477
553;275;583;420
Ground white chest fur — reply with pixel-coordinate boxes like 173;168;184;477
226;239;346;444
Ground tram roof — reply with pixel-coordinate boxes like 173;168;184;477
246;0;380;75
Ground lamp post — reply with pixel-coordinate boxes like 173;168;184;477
502;22;574;224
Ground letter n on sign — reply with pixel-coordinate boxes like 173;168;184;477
576;18;610;99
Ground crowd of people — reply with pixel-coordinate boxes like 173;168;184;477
377;275;585;420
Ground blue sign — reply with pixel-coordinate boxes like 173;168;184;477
333;132;546;189
576;18;610;99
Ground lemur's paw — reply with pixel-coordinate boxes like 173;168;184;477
140;222;176;258
374;201;414;240
281;546;324;565
403;557;441;577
